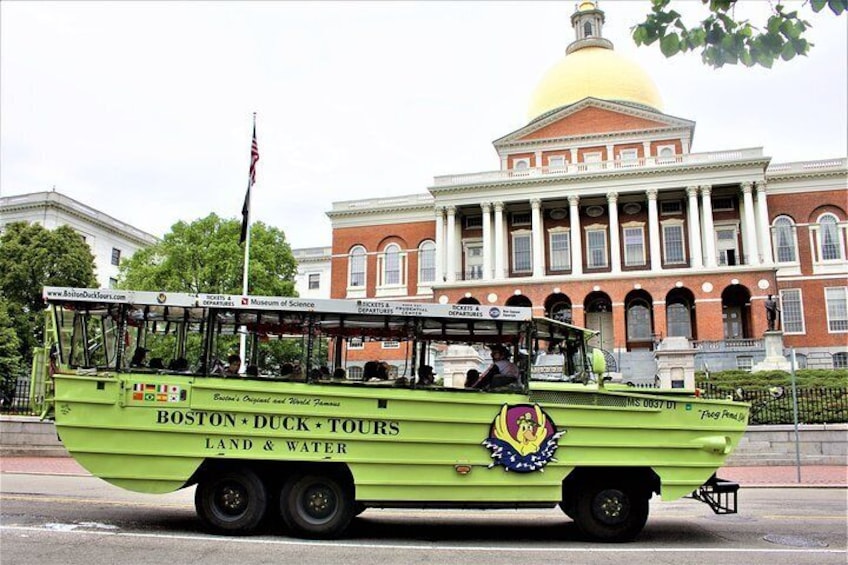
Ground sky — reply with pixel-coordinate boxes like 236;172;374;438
1;1;846;250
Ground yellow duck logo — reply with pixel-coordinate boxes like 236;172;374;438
483;403;564;473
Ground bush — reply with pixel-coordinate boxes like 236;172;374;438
696;369;848;390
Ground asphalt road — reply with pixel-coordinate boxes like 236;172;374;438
1;473;845;565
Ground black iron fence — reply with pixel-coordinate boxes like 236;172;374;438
701;384;848;425
1;378;33;415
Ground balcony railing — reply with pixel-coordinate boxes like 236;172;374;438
432;148;767;188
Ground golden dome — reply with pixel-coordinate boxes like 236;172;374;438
527;46;664;121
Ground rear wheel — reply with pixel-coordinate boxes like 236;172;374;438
195;466;268;534
280;473;354;539
574;482;649;542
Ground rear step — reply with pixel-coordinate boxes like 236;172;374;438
688;474;739;514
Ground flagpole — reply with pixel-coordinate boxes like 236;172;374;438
239;112;257;372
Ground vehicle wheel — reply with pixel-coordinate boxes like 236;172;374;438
195;466;268;534
280;473;354;539
574;482;649;542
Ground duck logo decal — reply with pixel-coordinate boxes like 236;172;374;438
482;404;564;473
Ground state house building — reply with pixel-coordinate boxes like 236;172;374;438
327;1;848;380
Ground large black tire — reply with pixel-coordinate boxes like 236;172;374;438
280;473;354;539
195;466;268;534
574;482;649;542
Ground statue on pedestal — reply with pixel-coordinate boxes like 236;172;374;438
765;294;780;331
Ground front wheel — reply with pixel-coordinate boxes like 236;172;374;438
280;473;354;539
195;466;268;534
574;482;649;542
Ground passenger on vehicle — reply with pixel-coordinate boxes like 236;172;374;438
246;364;259;377
280;363;293;377
129;347;148;368
148;358;165;370
169;357;189;372
472;345;519;389
464;368;480;388
225;354;241;376
332;367;347;380
417;364;435;386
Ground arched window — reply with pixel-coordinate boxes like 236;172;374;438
418;240;436;283
584;21;593;37
818;214;844;261
667;303;691;338
349;246;366;288
626;300;652;342
772;216;797;263
383;243;401;285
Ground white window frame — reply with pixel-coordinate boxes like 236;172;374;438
511;230;532;274
824;286;848;333
511;212;531;226
661;220;686;265
376;243;407;296
513;158;530;171
307;273;320;290
347;245;367;298
381;340;400;350
548;155;566;169
779;288;805;335
584;224;608;269
417;240;436;287
622;222;646;267
548;228;571;272
812;213;846;263
462;238;484;280
736;356;753;372
715;222;740;266
660;200;683;215
347;337;364;350
582;151;603;171
772;216;799;265
618;148;639;167
111;247;122;266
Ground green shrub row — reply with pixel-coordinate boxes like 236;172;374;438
696;369;848;390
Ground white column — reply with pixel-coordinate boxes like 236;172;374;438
568;195;583;276
700;185;717;268
535;151;543;169
531;198;544;277
741;182;759;265
642;141;652;160
445;206;457;282
607;192;621;274
481;202;492;280
434;207;445;282
647;189;661;270
686;186;703;269
756;181;773;265
493;201;505;279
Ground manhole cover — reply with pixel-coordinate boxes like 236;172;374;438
763;534;828;548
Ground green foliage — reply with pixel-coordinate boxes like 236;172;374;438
696;368;848;389
0;298;23;406
0;222;97;362
633;0;847;68
118;214;297;296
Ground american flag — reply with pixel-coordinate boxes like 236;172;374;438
240;120;259;244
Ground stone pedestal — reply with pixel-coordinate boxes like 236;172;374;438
654;336;696;389
753;331;791;372
438;345;483;388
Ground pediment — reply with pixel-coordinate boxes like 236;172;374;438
494;98;694;147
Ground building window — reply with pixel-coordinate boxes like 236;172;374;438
382;243;401;286
795;353;808;369
464;241;484;280
347;366;363;380
418;240;436;283
514;158;530;170
511;212;531;226
716;225;739;266
586;227;608;268
108;277;118;289
349;246;366;288
307;273;320;290
772;216;798;263
779;289;805;334
618;149;638;166
111;248;121;266
548;156;566;168
382;340;400;349
626;301;652;342
512;232;532;273
736;356;753;372
834;352;848;369
712;197;735;211
817;213;844;261
825;287;848;332
623;226;646;267
660;200;682;215
464;215;482;229
662;223;686;264
347;337;364;350
667;302;692;338
549;231;571;271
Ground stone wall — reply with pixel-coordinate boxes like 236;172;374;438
1;416;845;465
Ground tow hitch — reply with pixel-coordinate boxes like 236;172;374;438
688;474;739;514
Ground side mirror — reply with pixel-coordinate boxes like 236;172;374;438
591;348;606;375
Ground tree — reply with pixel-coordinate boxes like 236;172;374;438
0;298;23;408
633;0;847;69
0;222;98;361
118;213;297;296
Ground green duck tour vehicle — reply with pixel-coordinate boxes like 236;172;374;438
32;286;749;541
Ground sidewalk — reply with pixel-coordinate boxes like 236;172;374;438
0;456;845;487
